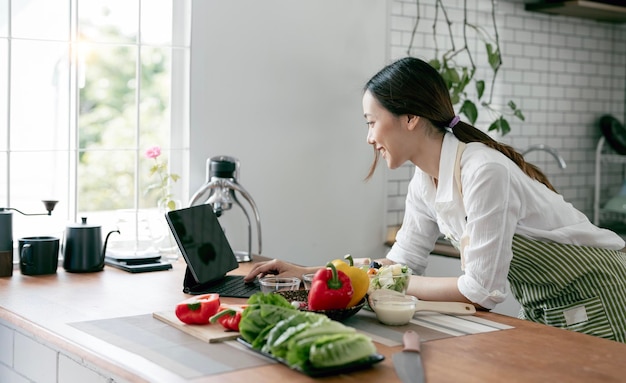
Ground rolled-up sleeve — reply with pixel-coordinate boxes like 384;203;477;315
456;160;519;309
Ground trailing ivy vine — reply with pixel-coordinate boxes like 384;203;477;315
407;0;524;135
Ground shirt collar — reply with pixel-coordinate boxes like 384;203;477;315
435;133;460;204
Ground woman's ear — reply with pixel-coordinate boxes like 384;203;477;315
406;115;419;131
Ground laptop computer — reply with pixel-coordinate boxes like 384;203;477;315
165;203;261;298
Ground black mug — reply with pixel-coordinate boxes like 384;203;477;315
19;236;60;276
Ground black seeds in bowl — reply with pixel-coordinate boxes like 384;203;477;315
276;290;365;322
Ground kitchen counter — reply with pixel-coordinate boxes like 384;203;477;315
2;258;626;382
431;239;460;258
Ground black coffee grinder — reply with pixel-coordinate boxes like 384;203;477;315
0;200;58;276
188;156;261;262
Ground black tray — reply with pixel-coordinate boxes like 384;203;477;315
237;338;384;377
104;257;172;273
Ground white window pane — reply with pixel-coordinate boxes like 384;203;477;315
140;46;171;144
10;187;67;247
141;0;172;45
0;39;7;151
9;151;69;214
79;44;137;150
78;0;139;44
10;40;70;151
0;153;6;204
12;0;69;41
78;149;135;212
0;0;8;37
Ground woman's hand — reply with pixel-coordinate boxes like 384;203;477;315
243;259;319;282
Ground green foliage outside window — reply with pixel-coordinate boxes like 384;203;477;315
77;30;172;212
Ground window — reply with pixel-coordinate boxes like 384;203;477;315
1;0;191;256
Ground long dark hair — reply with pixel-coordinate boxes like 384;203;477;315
363;57;556;192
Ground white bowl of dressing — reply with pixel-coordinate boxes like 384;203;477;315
369;290;417;326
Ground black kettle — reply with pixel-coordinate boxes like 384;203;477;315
63;217;119;273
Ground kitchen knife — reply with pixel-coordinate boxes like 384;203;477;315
414;300;476;315
393;330;425;383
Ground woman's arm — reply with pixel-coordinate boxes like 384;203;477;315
407;275;473;304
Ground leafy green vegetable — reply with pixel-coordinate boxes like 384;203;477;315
270;318;349;359
263;311;326;354
246;291;295;308
280;320;355;366
241;291;379;371
239;292;297;345
269;321;317;359
308;333;377;368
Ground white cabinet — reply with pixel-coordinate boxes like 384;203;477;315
593;136;626;236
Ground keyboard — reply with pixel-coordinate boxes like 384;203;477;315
185;275;261;298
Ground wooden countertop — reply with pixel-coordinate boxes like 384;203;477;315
1;257;626;382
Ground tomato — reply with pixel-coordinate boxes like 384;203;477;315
175;293;221;325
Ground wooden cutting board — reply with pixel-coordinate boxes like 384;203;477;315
152;310;240;343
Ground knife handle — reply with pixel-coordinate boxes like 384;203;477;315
403;330;421;353
414;301;476;315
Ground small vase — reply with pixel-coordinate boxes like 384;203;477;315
156;199;182;262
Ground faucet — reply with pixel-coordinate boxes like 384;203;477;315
522;144;567;169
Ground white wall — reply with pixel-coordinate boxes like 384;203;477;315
190;0;389;266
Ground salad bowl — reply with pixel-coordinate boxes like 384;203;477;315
367;263;413;295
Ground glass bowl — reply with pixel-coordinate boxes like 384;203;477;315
259;276;301;293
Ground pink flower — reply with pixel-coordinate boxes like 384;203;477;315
145;145;180;210
145;146;161;159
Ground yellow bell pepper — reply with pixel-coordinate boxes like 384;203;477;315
331;254;370;308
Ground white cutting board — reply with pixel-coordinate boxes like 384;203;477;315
153;310;240;343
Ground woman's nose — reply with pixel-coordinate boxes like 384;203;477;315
366;130;374;144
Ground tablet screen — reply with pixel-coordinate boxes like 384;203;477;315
165;204;239;283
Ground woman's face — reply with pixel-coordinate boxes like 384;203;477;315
362;90;416;169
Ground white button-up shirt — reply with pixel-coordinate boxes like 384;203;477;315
387;133;625;309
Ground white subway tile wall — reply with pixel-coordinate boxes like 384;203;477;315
385;0;626;228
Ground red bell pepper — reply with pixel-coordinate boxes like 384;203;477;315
209;304;247;331
308;262;354;311
175;293;221;325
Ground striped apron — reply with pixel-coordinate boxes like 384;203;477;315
509;235;626;343
453;143;626;342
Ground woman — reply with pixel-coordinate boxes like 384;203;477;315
245;57;626;342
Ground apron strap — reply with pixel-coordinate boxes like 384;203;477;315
453;142;467;270
454;142;466;196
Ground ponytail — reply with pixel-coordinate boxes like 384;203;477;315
451;122;557;193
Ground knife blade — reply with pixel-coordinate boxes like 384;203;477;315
392;330;425;383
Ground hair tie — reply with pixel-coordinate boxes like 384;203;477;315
448;115;460;129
